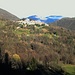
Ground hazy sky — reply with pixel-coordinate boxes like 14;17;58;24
0;0;75;18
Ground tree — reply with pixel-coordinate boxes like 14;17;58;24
11;54;22;69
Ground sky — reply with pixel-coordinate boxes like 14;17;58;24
0;0;75;18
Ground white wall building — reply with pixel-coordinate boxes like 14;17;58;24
17;18;48;26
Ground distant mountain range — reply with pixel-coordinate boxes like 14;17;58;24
25;15;75;30
26;15;63;24
0;8;75;30
0;8;19;21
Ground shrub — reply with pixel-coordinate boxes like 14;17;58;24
11;54;22;69
27;58;38;71
12;54;21;62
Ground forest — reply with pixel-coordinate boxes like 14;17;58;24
0;19;75;75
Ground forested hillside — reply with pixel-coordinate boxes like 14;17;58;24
0;8;19;21
52;18;75;30
0;19;75;75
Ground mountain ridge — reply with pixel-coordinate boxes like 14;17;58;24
0;8;19;21
25;15;63;24
52;17;75;30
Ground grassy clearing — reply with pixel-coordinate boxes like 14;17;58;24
62;64;75;75
14;28;30;35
